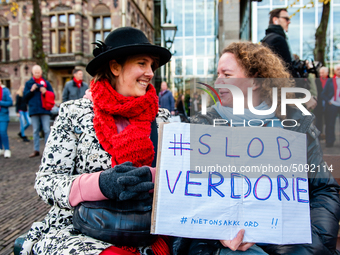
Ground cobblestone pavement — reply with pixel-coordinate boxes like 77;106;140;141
0;122;50;255
1;120;340;255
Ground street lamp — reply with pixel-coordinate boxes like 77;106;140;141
161;22;177;50
161;22;177;86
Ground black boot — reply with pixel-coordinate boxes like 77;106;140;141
22;136;30;142
18;132;23;138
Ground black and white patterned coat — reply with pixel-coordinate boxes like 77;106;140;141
21;98;170;255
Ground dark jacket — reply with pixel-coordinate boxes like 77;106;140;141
262;25;293;74
159;90;175;112
173;106;340;255
321;78;338;104
62;80;88;102
0;86;13;122
176;100;186;115
16;94;28;112
314;77;329;117
24;77;54;116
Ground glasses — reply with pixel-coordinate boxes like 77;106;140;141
279;16;290;22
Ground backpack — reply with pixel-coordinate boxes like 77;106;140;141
261;33;276;45
41;91;55;111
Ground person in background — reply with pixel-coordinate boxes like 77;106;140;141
0;80;13;158
24;65;54;158
21;27;172;255
292;56;318;111
321;64;340;147
16;85;30;142
192;92;201;115
62;69;89;102
262;8;293;74
178;41;340;255
314;66;329;139
176;94;186;115
159;81;175;115
306;60;318;99
263;12;317;111
318;67;329;89
176;94;189;122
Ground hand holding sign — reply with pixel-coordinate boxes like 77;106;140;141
220;229;255;251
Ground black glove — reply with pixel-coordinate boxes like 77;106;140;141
118;181;154;200
117;166;154;200
99;162;153;201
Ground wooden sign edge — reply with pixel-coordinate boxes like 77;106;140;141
151;122;168;234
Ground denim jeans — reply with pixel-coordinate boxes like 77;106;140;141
19;111;31;137
218;244;268;255
0;121;10;150
31;115;50;151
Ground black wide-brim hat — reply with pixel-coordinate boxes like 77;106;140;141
86;27;172;76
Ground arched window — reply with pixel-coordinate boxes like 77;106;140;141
131;12;137;28
92;4;111;43
0;15;9;62
49;5;75;54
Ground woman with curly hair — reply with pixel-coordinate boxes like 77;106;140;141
177;42;340;255
213;41;293;122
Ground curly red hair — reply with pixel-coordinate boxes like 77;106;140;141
222;41;294;118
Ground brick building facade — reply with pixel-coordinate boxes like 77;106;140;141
0;0;154;103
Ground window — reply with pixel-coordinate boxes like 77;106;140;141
163;0;217;94
186;59;193;75
49;13;75;54
196;38;205;56
92;4;111;43
287;8;300;57
0;17;9;62
197;59;204;75
257;8;270;43
175;58;182;75
333;6;340;61
2;79;10;90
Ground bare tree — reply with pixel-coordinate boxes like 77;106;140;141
31;0;47;75
314;1;330;65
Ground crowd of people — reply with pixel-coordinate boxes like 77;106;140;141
1;62;90;159
0;13;339;255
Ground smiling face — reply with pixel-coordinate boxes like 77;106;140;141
216;52;256;108
110;54;155;97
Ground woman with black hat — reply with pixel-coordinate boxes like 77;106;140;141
21;27;172;255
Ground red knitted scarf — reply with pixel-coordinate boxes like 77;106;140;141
320;77;328;89
99;236;170;255
34;77;47;87
73;77;82;88
91;78;158;167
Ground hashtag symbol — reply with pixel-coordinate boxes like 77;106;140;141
180;217;187;224
169;134;192;156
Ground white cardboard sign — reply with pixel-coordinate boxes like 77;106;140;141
151;123;311;244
